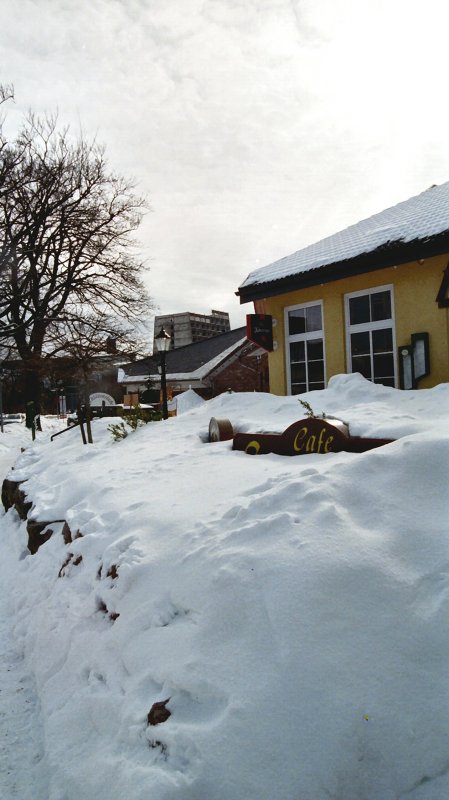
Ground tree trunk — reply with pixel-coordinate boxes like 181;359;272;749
23;362;42;414
82;374;93;444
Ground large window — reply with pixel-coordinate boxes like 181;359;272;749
285;302;326;394
345;286;396;387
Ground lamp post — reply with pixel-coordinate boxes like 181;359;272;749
155;327;171;420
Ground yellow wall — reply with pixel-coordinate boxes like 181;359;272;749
254;255;449;394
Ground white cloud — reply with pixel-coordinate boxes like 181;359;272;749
2;0;449;328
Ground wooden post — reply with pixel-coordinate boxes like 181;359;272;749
77;404;87;445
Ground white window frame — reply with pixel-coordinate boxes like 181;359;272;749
344;284;398;387
284;300;326;395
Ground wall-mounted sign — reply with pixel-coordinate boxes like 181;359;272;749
398;331;430;389
246;314;273;351
411;332;430;383
209;416;394;456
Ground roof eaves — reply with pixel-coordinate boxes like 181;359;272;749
184;337;247;379
237;231;449;303
203;338;248;377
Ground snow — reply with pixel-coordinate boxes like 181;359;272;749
168;388;206;414
0;376;448;799
239;181;449;289
120;337;247;384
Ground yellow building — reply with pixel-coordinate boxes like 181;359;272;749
237;184;449;395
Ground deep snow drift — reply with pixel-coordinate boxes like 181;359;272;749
0;375;448;800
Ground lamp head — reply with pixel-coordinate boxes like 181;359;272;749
155;327;171;353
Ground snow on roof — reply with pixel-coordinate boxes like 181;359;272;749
239;182;449;291
163;336;246;381
120;335;247;384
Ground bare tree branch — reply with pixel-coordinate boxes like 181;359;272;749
0;83;14;105
0;111;153;406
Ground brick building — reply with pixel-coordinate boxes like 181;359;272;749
119;327;268;402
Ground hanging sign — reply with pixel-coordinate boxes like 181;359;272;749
246;314;273;351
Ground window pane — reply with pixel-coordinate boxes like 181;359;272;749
372;328;393;353
373;353;394;379
351;331;370;355
287;304;325;394
309;382;325;391
306;304;322;332
288;309;306;335
349;295;370;325
370;291;391;321
374;377;395;387
308;360;324;382
291;363;306;383
307;339;323;360
291;383;307;395
290;341;305;362
352;355;372;380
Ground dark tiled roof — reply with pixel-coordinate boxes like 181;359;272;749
238;182;449;301
122;327;247;378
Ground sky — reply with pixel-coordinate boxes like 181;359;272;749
1;377;449;798
2;0;449;330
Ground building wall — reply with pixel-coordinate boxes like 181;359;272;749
210;351;269;395
254;255;449;394
154;310;230;350
120;350;269;401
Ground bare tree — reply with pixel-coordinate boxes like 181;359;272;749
50;310;147;442
0;84;14;105
0;112;152;407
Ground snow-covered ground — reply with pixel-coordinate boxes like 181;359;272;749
0;375;448;800
0;418;63;799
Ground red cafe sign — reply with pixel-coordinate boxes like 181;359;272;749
209;417;394;456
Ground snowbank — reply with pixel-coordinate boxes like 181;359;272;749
0;376;448;800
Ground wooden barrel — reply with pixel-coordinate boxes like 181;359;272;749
208;417;234;442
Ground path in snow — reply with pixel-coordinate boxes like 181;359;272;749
0;573;50;799
0;430;51;799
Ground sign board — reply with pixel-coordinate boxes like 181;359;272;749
123;393;139;407
233;418;349;455
208;416;394;456
89;392;115;407
246;314;273;351
411;332;430;383
398;331;430;389
232;418;394;456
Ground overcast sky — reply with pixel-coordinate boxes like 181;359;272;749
2;0;449;330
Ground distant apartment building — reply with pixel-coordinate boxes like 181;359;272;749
153;309;230;351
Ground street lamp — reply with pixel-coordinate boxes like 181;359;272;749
155;327;171;420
